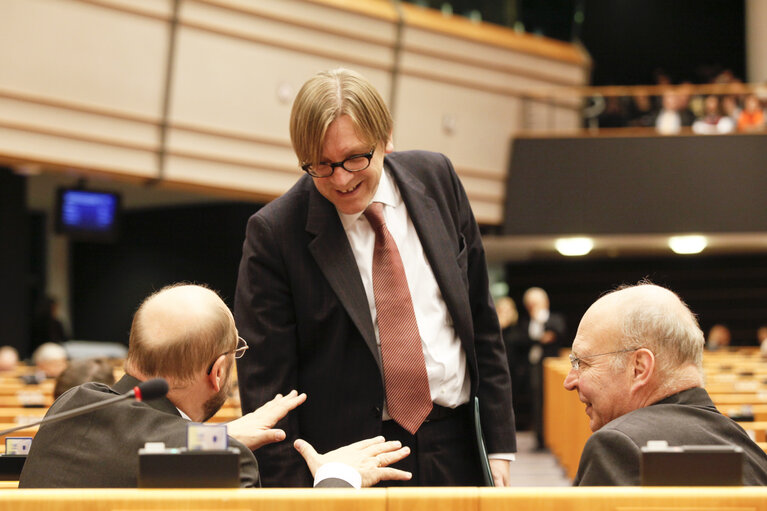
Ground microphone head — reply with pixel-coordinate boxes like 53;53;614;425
136;378;169;401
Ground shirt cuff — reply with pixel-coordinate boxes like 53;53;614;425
313;462;362;489
488;453;516;462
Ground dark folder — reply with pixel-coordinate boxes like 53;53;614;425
472;397;494;486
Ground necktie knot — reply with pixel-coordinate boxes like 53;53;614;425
364;202;386;231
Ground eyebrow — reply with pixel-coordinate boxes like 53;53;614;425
320;146;371;162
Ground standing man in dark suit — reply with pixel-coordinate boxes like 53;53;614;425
521;287;567;449
565;282;767;485
235;68;516;487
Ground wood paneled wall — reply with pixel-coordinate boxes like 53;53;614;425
0;0;588;225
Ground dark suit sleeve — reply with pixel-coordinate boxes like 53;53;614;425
573;428;641;486
231;438;261;488
442;154;516;454
235;213;311;487
314;478;354;488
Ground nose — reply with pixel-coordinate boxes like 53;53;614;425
328;167;354;187
563;368;578;391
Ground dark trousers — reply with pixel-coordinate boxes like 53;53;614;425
378;404;483;486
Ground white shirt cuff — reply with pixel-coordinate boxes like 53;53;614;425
313;462;362;489
488;452;516;462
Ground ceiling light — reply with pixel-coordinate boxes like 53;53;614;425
555;237;594;256
668;235;707;254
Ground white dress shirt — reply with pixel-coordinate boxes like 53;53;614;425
338;168;471;414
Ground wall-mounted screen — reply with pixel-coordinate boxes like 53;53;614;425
55;188;121;242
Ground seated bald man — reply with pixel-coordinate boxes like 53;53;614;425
20;284;410;488
565;282;767;486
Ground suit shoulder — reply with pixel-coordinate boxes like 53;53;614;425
386;150;452;174
248;175;313;226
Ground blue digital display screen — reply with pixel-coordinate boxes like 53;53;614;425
60;190;118;231
56;188;121;241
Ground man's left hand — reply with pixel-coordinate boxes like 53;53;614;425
226;390;307;450
294;436;412;487
489;458;511;487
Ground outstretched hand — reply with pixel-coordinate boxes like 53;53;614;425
226;390;306;450
294;436;412;487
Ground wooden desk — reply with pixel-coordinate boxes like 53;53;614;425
1;487;767;511
543;359;590;481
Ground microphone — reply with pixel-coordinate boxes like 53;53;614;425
134;378;169;402
0;378;169;437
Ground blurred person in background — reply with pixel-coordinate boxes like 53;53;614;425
706;324;732;351
31;342;68;379
737;94;765;132
53;358;116;399
0;346;19;372
30;296;68;354
496;296;531;429
522;287;567;450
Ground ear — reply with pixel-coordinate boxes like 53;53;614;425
207;355;227;392
384;132;394;153
630;348;655;392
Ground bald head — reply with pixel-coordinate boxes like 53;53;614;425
125;284;236;384
586;283;705;381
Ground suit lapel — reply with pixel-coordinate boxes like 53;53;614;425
305;187;381;371
386;159;473;346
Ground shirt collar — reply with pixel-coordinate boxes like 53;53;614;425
337;167;400;231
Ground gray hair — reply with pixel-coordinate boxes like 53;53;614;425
609;282;705;384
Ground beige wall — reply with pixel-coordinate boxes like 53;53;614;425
746;0;767;83
0;0;589;225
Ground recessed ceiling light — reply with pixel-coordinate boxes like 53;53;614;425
555;237;594;256
668;235;707;254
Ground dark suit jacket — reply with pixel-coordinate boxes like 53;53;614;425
574;387;767;486
235;150;515;487
19;374;260;488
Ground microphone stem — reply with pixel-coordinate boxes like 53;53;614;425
0;392;134;437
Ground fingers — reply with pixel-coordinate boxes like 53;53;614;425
363;439;405;457
254;429;286;448
346;436;386;450
376;467;412;481
294;438;320;474
361;467;412;487
374;446;410;467
268;390;307;409
240;429;286;451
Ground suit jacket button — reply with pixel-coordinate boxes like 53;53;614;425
373;407;382;419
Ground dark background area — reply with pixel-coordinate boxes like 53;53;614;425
503;134;767;235
579;0;745;85
406;0;746;85
506;253;767;348
68;203;260;344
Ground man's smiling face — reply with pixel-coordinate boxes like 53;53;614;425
311;115;390;215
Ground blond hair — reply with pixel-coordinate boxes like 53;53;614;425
125;284;235;384
289;68;393;170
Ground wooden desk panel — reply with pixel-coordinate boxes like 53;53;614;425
0;488;386;511
1;487;767;511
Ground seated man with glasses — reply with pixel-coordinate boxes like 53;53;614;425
20;283;411;488
564;281;767;486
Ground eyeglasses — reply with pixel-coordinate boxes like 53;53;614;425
206;336;249;375
568;348;639;371
301;148;375;178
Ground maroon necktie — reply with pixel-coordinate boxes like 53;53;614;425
364;202;432;434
